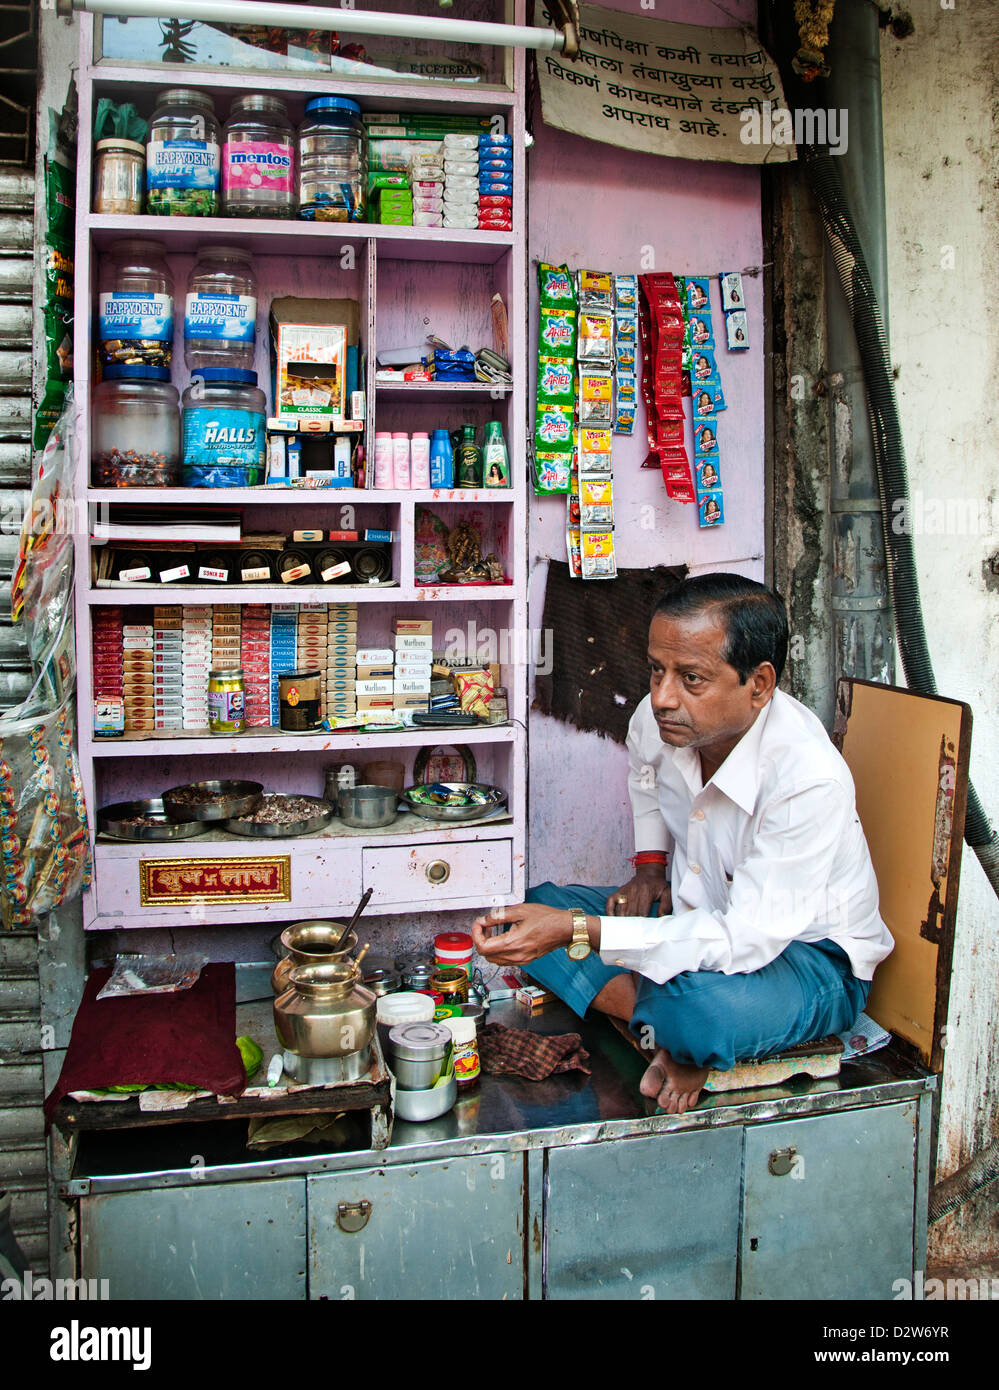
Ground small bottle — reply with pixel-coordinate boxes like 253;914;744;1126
457;423;481;488
445;1016;481;1089
483;420;511;487
410;431;430;488
392;432;411;489
429;428;454;488
373;431;394;489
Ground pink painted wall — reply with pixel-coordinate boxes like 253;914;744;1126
526;0;766;889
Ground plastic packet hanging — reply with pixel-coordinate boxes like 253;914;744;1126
577;269;613;311
34;112;76;452
96;953;210;999
538;262;576;309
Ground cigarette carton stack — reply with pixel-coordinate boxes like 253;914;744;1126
442;133;478;231
212;605;241;672
153;605;183;732
269;603;298;726
296;606;328;704
326;603;358;720
393;618;433;719
123;618;154;735
182;606;212;730
354;644;394;716
92;608;124;737
240;605;271;727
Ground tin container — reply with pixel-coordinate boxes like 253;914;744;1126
401;961;436;994
93;138;145;215
386;1021;451;1090
208;667;245;734
273;961;375;1059
278;669;323;732
431;967;469;1004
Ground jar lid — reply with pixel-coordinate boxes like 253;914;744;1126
278;668;321;680
443;1016;477;1045
304;96;362;116
155;87;217;110
95;138;146;156
194;245;253;262
376;991;434;1024
192;368;258;385
387;1021;452;1060
435;932;473;951
209;668;243;679
102;364;171;382
230;93;289;117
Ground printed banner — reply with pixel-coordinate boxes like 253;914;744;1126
139;856;291;905
535;1;794;165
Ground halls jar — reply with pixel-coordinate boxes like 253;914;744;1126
182;369;267;487
223;94;296;219
184;246;257;373
146;88;221;217
298;97;366;222
97;239;174;368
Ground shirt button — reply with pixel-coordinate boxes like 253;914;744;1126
690;863;701;875
614;959;626;967
693;810;706;821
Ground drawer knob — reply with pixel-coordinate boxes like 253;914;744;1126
336;1199;371;1233
426;860;451;884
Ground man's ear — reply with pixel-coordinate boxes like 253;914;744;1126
750;662;777;706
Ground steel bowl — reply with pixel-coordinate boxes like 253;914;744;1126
394;1073;458;1122
337;783;399;829
402;782;506;823
161;779;264;823
97;798;209;841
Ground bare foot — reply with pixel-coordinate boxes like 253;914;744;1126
639;1047;709;1115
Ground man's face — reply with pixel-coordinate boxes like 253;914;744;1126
647;611;773;759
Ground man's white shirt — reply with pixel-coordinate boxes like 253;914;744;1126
598;690;894;983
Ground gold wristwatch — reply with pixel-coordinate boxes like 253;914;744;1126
566;908;592;961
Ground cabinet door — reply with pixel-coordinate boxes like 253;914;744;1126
308;1153;525;1300
79;1179;307;1300
545;1128;742;1300
740;1102;917;1300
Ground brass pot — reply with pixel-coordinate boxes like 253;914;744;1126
271;920;358;994
273;961;376;1059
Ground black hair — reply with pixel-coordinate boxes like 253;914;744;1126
652;573;789;683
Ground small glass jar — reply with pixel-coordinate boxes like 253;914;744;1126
223;94;296;219
431;967;469;1004
298;96;366;222
93;138;145;215
488;685;509;724
146;88;221;217
92;365;180;487
208;668;245;734
181;369;267;487
98;239;174;369
184;246;257;373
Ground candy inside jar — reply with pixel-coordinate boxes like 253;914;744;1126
92;365;180;487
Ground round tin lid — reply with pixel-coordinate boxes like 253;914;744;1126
387;1021;452;1060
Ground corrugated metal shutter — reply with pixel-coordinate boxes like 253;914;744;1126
0;163;46;1275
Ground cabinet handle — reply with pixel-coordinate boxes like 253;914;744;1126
426;860;451;884
336;1199;371;1233
767;1147;798;1176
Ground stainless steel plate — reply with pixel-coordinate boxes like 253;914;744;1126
97;798;210;842
161;779;264;822
223;794;334;838
402;782;506;823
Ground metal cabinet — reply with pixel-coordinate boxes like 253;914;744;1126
544;1127;743;1300
79;1178;307;1301
740;1102;918;1300
307;1153;526;1300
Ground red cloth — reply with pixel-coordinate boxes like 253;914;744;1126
44;962;245;1129
478;1022;591;1080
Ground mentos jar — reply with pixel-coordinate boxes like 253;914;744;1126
223;94;295;219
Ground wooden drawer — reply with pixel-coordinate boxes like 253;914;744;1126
362;839;513;907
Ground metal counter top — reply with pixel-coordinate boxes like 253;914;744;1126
66;967;935;1196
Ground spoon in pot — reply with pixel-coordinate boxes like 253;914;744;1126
332;887;373;954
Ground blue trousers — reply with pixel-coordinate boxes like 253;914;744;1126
524;882;870;1071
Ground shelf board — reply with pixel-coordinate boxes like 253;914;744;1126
375;381;512;402
89;724;521;758
86;584;516;604
87;62;517;113
88;214;514;264
87;487;516;505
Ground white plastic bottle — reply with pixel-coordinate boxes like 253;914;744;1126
392;432;411;489
410;431;430;489
373;431;394;489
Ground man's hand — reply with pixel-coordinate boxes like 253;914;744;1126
471;903;575;966
606;868;672;918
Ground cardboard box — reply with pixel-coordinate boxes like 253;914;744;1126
270;296;359;425
393;618;433;636
356;695;395;710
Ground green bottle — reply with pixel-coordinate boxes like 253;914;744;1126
457;423;481;487
483;421;510;488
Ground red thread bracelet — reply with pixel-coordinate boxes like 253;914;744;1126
631;851;668;867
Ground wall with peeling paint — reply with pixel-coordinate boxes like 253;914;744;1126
527;0;766;889
880;8;999;1259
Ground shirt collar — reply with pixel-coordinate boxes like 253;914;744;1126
701;695;776;814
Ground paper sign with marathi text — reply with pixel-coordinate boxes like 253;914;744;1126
535;1;794;165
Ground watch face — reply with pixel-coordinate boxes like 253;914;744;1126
567;941;591;961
